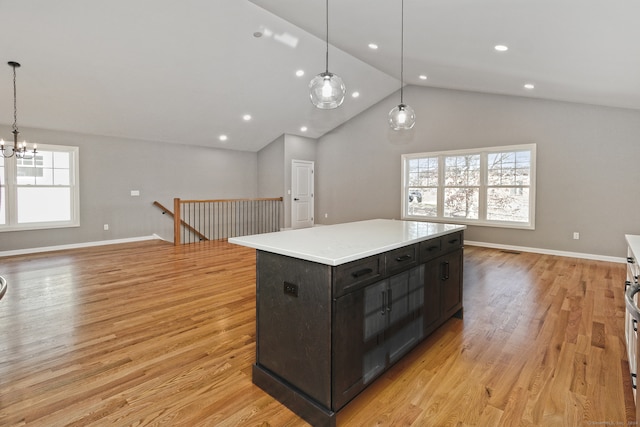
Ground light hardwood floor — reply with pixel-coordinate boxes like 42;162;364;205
0;240;635;426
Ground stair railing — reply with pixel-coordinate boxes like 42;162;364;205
154;197;283;245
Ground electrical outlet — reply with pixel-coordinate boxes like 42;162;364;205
104;224;109;231
130;190;140;196
283;281;298;297
573;232;579;240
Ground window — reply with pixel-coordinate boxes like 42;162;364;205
402;144;536;229
0;144;79;231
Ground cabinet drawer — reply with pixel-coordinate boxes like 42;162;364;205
385;244;418;275
442;231;463;253
334;255;383;298
419;238;442;262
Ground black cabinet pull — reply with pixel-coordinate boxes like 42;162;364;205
381;291;387;315
395;254;412;262
634;319;638;332
387;289;392;312
351;268;373;278
628;257;635;264
633;373;637;389
441;261;450;281
448;238;458;245
426;245;439;252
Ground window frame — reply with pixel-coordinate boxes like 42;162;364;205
401;143;536;230
0;143;80;232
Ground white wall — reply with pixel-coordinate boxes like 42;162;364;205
315;86;640;257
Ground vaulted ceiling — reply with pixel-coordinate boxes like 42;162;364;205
1;0;638;152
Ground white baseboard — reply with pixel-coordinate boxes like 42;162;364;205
0;235;162;258
0;235;625;264
464;240;626;264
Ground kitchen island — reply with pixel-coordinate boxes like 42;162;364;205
229;219;466;426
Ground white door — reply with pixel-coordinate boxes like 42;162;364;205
291;160;314;229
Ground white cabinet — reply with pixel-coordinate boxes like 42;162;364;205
625;235;640;402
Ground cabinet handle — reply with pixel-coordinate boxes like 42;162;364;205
395;254;412;262
387;289;392;312
634;319;638;332
628;257;636;264
448;238;459;245
441;261;450;281
381;291;387;316
426;245;439;252
633;373;637;390
352;268;373;278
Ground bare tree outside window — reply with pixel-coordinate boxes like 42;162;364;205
402;144;535;229
486;151;530;222
443;154;480;219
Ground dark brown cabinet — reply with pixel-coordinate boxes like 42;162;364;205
423;248;464;335
332;264;424;410
252;231;464;427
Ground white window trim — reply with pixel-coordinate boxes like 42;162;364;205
1;144;80;232
401;143;536;230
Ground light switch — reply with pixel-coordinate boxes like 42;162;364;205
131;190;140;196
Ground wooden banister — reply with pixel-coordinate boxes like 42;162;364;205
178;197;284;203
152;200;209;244
156;197;283;245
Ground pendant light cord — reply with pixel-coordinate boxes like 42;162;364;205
12;64;18;133
325;0;329;74
400;0;405;104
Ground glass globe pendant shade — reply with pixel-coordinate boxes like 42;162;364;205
389;103;416;130
309;71;346;109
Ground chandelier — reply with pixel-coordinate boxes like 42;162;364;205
1;61;37;159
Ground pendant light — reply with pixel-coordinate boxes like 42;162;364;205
389;0;416;130
309;0;345;109
1;61;37;159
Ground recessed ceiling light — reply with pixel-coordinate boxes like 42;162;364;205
368;43;378;50
351;91;360;98
253;32;263;38
243;114;252;121
524;83;535;90
419;74;427;80
219;135;228;142
494;45;509;52
295;69;305;77
300;126;308;132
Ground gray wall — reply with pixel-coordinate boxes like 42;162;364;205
257;135;285;199
258;134;317;229
0;126;257;251
315;86;640;258
4;86;640;257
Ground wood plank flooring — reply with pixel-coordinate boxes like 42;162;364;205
0;240;635;426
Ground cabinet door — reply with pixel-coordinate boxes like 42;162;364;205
332;290;364;410
332;280;387;411
441;249;463;320
362;280;388;383
386;266;425;364
423;258;442;334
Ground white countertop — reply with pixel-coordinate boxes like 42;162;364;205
229;219;466;266
626;235;640;260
